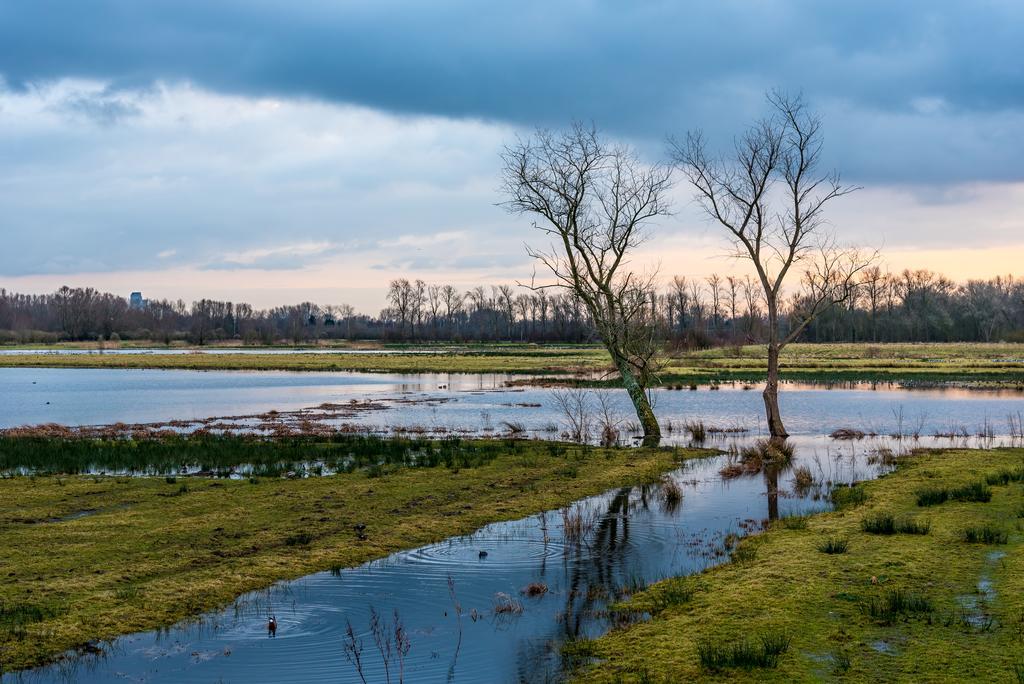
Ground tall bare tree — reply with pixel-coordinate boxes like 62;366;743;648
673;92;875;438
501;123;672;445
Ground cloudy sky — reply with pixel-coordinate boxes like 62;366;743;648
1;1;1022;312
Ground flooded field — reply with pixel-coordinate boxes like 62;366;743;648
7;444;881;684
3;369;1024;682
2;368;1022;445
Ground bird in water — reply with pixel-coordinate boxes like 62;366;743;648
478;550;488;559
268;616;278;638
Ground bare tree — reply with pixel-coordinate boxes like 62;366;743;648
707;273;723;336
725;276;740;344
501;123;672;445
673;92;875;438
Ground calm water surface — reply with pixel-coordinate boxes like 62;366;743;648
2;368;1022;440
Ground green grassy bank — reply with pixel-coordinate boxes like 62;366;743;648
0;437;699;673
1;342;1021;387
572;447;1024;682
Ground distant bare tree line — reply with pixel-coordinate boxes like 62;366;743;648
1;268;1022;346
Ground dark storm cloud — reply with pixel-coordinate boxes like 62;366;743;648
1;1;1021;168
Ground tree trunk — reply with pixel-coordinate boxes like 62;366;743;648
614;356;661;446
763;342;788;438
764;463;780;521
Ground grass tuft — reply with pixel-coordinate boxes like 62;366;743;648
696;631;792;671
780;515;809;530
895;517;931;535
863;588;934;623
817;537;849;554
962;524;1008;544
860;513;929;535
949;482;993;503
730;542;758;564
830;483;868;509
915;486;949;507
861;513;897;535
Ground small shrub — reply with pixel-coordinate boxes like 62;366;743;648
164;476;177;484
817;537;849;554
963;524;1008;544
861;513;897;535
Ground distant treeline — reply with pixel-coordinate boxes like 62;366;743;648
1;268;1022;346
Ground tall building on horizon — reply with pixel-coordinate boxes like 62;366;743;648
129;291;146;310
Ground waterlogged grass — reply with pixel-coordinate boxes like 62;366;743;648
1;342;1023;387
0;346;610;375
0;433;574;476
0;436;706;672
572;448;1024;682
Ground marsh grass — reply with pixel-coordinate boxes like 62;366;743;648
861;513;897;535
0;433;546;477
696;631;792;671
730;543;758;564
963;524;1008;544
861;513;929;535
740;439;794;464
780;515;809;530
660;476;683;509
0;601;61;641
895;517;931;535
830;483;868;509
950;482;993;503
285;531;315;546
684;421;707;442
831;648;852;675
793;466;816;491
493;592;524;615
113;585;140;601
645;581;696;613
984;468;1024;486
863;589;934;623
916;481;992;506
817;538;849;554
